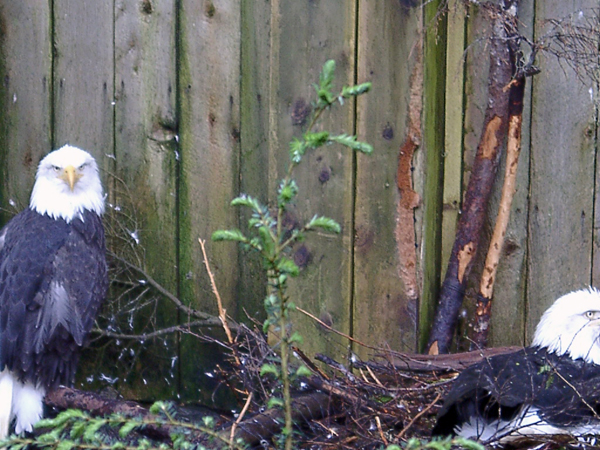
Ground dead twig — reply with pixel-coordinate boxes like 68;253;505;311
199;238;240;366
376;416;388;446
296;306;376;350
395;392;442;441
229;392;253;447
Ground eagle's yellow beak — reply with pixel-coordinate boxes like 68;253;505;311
60;165;82;191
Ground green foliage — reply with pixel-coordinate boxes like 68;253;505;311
330;133;374;154
305;215;341;233
0;402;247;450
213;59;372;450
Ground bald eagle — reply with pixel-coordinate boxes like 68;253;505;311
0;145;107;438
433;288;600;445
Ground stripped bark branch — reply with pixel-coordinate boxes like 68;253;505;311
427;1;518;354
472;70;526;349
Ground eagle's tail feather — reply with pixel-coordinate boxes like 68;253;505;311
12;381;45;435
0;370;14;439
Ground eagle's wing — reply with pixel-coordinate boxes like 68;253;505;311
433;348;537;437
0;209;107;388
433;348;600;438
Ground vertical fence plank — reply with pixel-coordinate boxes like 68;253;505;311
355;1;425;354
268;0;357;360
526;0;597;339
591;9;600;290
239;0;271;321
419;0;446;351
441;0;465;276
53;1;114;165
0;3;52;217
82;0;179;401
178;0;241;403
51;1;116;393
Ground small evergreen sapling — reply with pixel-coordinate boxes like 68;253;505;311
213;59;372;449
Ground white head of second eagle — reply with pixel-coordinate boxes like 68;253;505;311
531;288;600;364
433;287;600;444
0;145;107;438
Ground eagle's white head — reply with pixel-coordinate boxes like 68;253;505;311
532;287;600;364
30;145;105;222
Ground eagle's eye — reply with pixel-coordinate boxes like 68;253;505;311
79;163;88;170
52;165;61;173
585;311;600;320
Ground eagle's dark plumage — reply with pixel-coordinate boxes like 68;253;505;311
433;288;600;444
0;145;107;437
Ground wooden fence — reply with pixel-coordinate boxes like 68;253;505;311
0;0;598;402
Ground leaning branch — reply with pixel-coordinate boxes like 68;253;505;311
472;67;527;349
426;1;517;354
110;253;238;328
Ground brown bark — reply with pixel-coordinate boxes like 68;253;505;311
386;345;522;372
426;3;518;354
45;387;172;441
46;386;335;448
45;386;152;416
224;392;335;446
472;73;526;349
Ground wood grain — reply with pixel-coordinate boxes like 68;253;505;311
177;0;241;403
112;0;179;401
526;0;597;340
355;1;424;355
0;2;52;216
250;0;359;360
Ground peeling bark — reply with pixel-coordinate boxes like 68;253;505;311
426;3;518;354
396;40;423;303
472;61;527;349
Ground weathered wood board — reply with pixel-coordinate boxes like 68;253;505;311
526;0;597;340
238;0;272;321
53;1;114;168
0;1;52;216
99;0;179;401
177;0;242;404
355;1;425;356
484;0;534;347
266;0;358;361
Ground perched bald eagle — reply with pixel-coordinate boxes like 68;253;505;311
0;145;107;438
433;288;600;445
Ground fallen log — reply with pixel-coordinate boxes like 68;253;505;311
45;386;173;441
383;345;522;372
46;386;336;448
225;392;335;446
